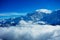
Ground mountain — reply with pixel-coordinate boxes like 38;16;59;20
0;9;60;27
41;10;60;25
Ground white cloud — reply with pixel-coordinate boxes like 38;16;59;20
0;13;27;16
0;24;60;40
36;9;52;14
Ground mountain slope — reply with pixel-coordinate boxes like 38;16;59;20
0;9;60;27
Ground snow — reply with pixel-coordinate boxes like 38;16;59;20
36;9;52;14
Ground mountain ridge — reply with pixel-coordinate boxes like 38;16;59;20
0;9;60;27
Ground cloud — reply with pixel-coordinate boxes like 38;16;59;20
36;9;52;14
0;22;60;40
0;13;27;16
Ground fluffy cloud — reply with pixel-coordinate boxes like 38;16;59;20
0;23;60;40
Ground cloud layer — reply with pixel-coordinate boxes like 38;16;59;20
0;24;60;40
0;13;27;16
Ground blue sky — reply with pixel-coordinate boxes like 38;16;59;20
0;0;60;14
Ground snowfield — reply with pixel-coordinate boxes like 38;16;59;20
0;24;60;40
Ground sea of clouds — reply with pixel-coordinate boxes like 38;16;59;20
0;20;60;40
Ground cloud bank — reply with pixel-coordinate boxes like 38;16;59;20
0;13;27;16
0;23;60;40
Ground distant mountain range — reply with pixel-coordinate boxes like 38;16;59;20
0;9;60;27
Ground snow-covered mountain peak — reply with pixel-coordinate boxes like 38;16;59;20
36;9;52;14
19;20;28;25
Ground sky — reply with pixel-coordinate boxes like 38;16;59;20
0;0;60;14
